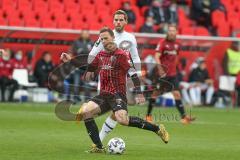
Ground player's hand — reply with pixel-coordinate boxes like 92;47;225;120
84;71;95;81
135;93;145;105
60;52;71;63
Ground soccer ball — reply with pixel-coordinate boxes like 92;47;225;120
107;137;126;154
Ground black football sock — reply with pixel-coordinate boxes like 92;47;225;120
128;116;159;132
147;98;155;116
175;99;186;118
84;118;103;149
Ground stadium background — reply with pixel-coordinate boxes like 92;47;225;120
0;0;240;90
0;0;240;160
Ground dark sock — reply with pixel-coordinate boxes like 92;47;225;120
128;116;159;132
147;98;155;116
175;99;186;118
84;118;103;149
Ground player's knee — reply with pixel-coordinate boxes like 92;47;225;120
115;112;129;126
78;103;94;120
110;113;117;121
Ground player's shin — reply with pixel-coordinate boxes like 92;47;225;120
99;115;117;142
84;118;103;149
128;116;159;132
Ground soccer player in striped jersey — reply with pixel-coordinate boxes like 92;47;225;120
76;27;169;153
87;10;142;142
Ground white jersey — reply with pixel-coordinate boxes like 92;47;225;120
88;30;141;76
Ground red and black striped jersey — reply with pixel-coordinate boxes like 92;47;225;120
89;48;132;96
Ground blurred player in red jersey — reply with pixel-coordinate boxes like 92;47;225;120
0;49;18;102
71;27;169;153
146;25;196;124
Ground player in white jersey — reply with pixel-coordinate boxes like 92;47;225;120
88;16;141;75
86;10;143;142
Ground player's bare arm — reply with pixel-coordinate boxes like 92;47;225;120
155;51;166;77
130;74;145;104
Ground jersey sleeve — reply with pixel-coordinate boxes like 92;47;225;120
129;35;141;76
88;38;104;64
88;54;100;72
118;53;131;72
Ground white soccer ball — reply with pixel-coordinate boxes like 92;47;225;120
107;137;126;154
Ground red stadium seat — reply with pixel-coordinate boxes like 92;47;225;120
82;13;97;24
73;20;83;29
33;0;48;11
178;8;194;28
58;20;73;29
8;17;24;27
230;20;240;32
17;0;32;10
195;27;210;36
108;0;121;13
80;3;95;14
1;0;17;8
232;0;240;11
25;18;40;28
33;5;49;17
19;6;33;19
66;11;82;23
0;16;8;26
96;4;111;15
125;24;134;32
98;13;112;24
41;19;57;28
180;27;195;35
211;10;226;27
221;0;233;9
64;3;80;13
217;25;230;37
3;9;21;25
72;20;90;30
227;11;239;22
49;1;65;12
89;22;102;30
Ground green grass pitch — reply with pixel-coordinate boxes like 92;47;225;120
0;103;240;160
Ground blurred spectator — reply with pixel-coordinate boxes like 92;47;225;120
190;0;211;27
144;0;170;25
140;16;155;33
177;0;189;5
190;0;225;28
121;1;136;25
137;0;153;8
177;58;192;105
168;2;178;24
189;59;214;105
0;49;18;102
71;29;94;102
235;71;240;107
72;30;94;58
34;52;54;87
223;41;240;75
13;50;27;69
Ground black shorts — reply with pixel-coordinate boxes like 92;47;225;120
156;76;179;93
91;94;128;114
